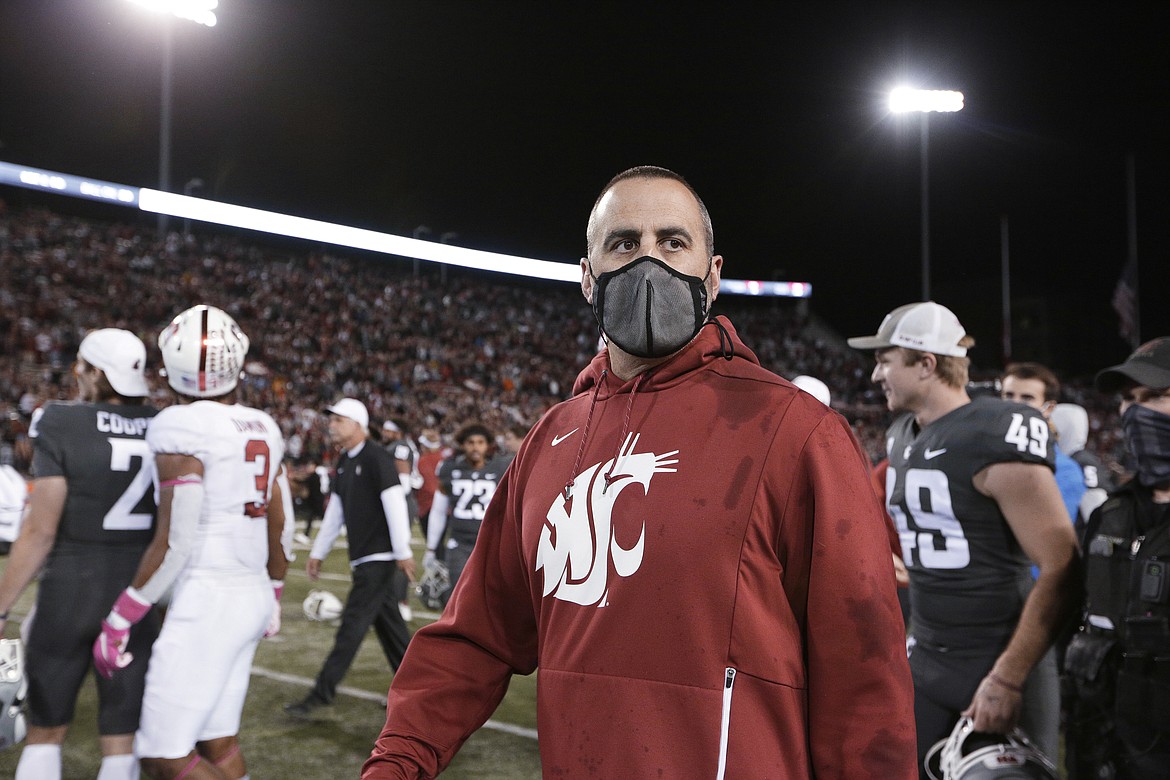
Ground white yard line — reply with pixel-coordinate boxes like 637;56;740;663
252;665;538;740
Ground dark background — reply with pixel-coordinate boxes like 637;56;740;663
1;1;1166;377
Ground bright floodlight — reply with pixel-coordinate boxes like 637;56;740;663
128;0;218;27
888;87;964;113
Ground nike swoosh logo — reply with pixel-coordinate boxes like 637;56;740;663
551;428;579;447
924;448;947;460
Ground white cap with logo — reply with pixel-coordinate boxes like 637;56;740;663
326;398;369;430
847;302;968;357
78;328;150;397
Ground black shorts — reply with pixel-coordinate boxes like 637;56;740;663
26;543;160;734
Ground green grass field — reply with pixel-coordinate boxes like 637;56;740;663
0;534;542;779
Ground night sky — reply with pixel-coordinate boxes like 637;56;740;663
1;1;1166;377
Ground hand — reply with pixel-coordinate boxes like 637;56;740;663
962;671;1023;735
306;557;322;582
397;556;417;583
92;588;151;679
892;554;910;587
422;550;436;569
94;619;133;678
264;581;284;638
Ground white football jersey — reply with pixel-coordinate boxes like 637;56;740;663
147;401;286;574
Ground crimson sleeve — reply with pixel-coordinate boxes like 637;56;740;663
792;415;918;779
362;467;538;779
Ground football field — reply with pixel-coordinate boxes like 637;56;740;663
0;536;542;779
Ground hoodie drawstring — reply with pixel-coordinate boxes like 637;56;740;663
713;318;735;361
602;370;647;493
562;367;649;499
564;369;606;500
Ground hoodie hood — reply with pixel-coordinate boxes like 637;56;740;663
1051;402;1089;454
572;315;760;398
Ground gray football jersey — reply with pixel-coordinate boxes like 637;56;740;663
31;401;158;545
884;396;1054;651
438;454;511;543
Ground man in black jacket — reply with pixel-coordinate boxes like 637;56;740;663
1066;337;1170;779
285;398;416;716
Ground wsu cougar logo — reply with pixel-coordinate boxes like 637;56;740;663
536;433;678;607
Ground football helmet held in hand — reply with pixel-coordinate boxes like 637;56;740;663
415;560;451;611
0;639;27;751
302;590;343;622
924;717;1058;780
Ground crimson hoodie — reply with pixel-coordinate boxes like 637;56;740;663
364;317;916;779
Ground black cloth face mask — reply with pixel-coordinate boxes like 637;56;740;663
1122;402;1170;488
589;256;711;359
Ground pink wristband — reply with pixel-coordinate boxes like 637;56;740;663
113;588;152;625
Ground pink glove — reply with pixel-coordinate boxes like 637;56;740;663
264;581;284;638
93;588;152;679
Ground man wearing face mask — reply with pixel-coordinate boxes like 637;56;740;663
363;166;916;779
1065;336;1170;779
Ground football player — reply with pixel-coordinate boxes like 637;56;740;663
0;328;159;780
423;423;512;602
91;305;287;780
1000;362;1086;526
849;302;1080;776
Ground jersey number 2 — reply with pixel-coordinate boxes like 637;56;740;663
103;439;153;531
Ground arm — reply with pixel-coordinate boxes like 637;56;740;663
363;468;537;779
798;415;918;779
307;493;344;581
0;477;65;636
93;453;204;677
268;466;290;583
395;456;413;495
276;462;296;564
966;460;1081;733
131;454;204;602
264;467;290;637
382;484;416;582
424;490;449;560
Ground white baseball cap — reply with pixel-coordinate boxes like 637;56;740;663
792;375;831;406
78;329;150;397
847;302;968;357
325;398;369;430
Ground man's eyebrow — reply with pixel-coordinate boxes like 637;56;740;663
656;226;693;243
602;226;695;248
602;228;641;247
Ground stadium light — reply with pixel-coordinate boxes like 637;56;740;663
127;0;216;234
888;86;965;301
127;0;218;27
0;159;813;297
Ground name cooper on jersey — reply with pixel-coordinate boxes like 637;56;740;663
96;411;151;436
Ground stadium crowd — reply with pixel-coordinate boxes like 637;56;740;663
0;203;1125;480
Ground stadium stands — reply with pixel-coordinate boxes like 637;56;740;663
0;204;1125;480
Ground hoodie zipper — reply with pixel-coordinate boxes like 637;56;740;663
716;667;736;780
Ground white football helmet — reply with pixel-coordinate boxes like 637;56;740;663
302;590;343;622
0;639;27;751
158;305;249;398
925;718;1058;780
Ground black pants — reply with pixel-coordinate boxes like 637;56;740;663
310;561;411;703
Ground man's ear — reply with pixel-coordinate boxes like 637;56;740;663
580;257;594;304
919;352;938;378
708;254;723;303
